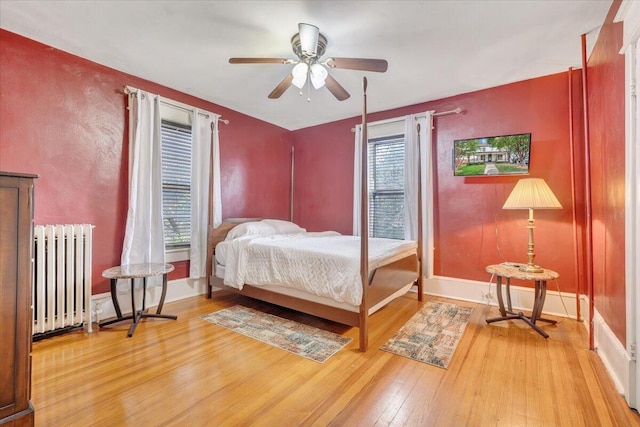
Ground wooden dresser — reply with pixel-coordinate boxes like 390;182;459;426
0;172;37;426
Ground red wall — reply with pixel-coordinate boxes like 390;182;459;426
292;72;583;293
0;29;292;294
291;117;356;234
586;1;626;344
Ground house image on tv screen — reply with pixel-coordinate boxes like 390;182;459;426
453;133;531;176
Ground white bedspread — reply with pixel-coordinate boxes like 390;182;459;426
219;232;416;306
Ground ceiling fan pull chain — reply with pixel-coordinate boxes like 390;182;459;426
307;68;311;102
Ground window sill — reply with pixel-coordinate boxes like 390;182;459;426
166;247;189;263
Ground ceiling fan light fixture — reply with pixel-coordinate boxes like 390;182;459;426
298;23;319;57
291;62;308;89
310;63;328;89
229;23;387;101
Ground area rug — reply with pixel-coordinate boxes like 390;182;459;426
380;301;473;369
201;305;352;363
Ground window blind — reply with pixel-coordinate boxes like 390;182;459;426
161;120;192;247
368;135;405;239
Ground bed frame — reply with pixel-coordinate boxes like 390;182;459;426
205;78;423;351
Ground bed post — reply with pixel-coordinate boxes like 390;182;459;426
416;123;424;301
359;77;369;351
290;146;295;222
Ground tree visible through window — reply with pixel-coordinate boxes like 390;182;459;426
368;134;405;239
160;120;192;247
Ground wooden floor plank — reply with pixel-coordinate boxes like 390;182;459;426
29;292;640;426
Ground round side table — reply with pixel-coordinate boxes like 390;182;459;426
99;263;177;337
485;263;559;338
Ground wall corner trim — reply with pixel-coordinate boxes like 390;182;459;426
593;308;634;403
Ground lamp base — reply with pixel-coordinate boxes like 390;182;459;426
519;264;544;274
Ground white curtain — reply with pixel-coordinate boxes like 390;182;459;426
400;112;435;278
189;111;222;278
404;115;419;241
212;120;222;229
121;89;166;285
415;112;435;279
352;124;363;236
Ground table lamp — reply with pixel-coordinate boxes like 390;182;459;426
502;178;562;273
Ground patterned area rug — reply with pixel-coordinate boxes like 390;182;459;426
381;301;473;368
201;305;352;363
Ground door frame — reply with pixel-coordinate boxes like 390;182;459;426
615;0;640;409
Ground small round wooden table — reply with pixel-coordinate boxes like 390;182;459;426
485;264;559;338
99;263;177;337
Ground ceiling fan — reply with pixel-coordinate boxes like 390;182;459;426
229;23;388;101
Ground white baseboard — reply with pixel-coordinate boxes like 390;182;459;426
423;275;587;321
91;274;586;325
593;308;633;398
90;277;207;324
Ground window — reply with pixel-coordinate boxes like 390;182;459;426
368;134;405;239
160;120;192;248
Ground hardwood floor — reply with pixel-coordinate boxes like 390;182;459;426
31;292;639;426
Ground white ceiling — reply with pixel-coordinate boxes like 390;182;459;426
0;1;611;130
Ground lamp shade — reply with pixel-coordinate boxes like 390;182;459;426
502;178;562;210
309;63;328;89
298;23;319;57
291;62;308;89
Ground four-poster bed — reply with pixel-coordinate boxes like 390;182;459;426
205;78;423;351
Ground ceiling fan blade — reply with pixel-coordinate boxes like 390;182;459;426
229;58;293;64
324;74;350;101
268;74;294;99
325;58;388;73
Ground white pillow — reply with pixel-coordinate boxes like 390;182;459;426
225;221;277;241
261;219;306;235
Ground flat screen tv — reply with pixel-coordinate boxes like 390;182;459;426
453;133;531;177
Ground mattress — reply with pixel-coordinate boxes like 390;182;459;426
215;240;231;266
215;232;416;306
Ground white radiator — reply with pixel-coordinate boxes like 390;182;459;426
33;224;94;336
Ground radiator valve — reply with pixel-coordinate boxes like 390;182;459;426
91;298;110;326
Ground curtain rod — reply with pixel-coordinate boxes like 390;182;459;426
430;107;462;117
124;86;229;124
350;107;462;132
